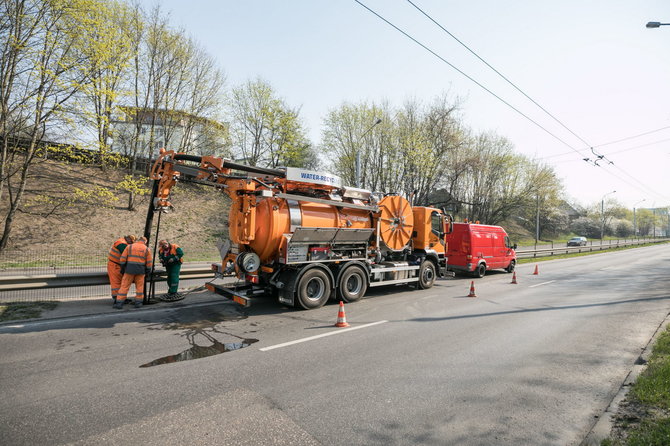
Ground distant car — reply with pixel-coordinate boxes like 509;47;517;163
567;236;587;246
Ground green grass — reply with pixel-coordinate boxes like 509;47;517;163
518;241;669;265
0;301;58;322
601;325;670;445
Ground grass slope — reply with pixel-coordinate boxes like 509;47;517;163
0;158;229;261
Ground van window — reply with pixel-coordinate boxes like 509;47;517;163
504;236;511;248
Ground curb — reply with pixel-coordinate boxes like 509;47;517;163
580;311;670;445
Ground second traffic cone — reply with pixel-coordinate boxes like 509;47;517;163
511;271;518;284
467;281;477;298
334;301;350;327
533;264;539;275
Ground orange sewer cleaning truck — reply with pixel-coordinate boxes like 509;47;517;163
146;150;454;310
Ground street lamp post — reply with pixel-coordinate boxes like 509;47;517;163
646;21;670;28
633;199;645;238
601;190;616;242
355;118;382;188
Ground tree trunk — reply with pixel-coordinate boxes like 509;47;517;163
128;190;135;211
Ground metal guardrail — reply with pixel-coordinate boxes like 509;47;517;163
0;267;215;292
0;238;667;295
515;238;669;259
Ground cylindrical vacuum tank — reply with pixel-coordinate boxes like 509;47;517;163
247;197;372;262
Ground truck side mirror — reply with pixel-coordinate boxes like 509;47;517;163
513;243;517;250
443;213;453;234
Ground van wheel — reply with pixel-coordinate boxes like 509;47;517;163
338;265;368;303
473;263;486;278
505;260;516;273
296;269;331;310
418;260;436;289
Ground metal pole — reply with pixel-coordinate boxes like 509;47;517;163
600;190;615;243
143;180;160;304
355;152;361;188
535;195;540;246
355;118;382;189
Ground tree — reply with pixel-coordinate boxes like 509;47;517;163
77;0;134;167
1;0;92;251
321;95;464;199
230;78;312;168
570;217;601;239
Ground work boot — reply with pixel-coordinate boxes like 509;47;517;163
133;300;143;308
123;299;131;305
113;301;124;309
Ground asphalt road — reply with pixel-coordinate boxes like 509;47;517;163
1;245;669;445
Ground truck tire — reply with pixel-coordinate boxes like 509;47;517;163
505;260;516;273
418;260;436;289
338;265;368;303
473;263;486;278
296;268;331;310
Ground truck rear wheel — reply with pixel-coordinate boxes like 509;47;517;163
418;260;436;289
296;268;331;310
338;265;368;303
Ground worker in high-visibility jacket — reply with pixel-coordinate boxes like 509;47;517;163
107;235;136;304
114;236;153;309
158;239;184;299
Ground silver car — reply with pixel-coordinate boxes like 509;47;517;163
567;236;587;246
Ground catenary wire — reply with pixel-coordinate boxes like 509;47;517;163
406;0;594;149
353;0;588;159
359;0;669;202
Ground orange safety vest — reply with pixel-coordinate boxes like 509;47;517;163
162;244;183;263
120;242;153;275
108;238;128;264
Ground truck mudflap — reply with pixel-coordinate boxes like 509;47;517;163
205;282;264;307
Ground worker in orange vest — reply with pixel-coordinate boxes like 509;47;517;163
107;234;136;304
114;236;153;309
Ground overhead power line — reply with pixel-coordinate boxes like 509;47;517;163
352;0;587;159
593;124;670;149
405;0;594;150
543;135;670;160
362;0;670;201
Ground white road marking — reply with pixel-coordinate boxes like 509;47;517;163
259;320;388;351
529;280;556;288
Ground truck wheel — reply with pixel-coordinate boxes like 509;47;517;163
505;260;516;273
338;265;368;303
418;260;436;289
296;268;331;310
473;263;486;278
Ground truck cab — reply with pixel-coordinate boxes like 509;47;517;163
445;222;516;278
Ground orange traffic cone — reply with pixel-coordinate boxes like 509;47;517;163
533;264;539;275
467;281;477;298
511;271;518;284
334;301;350;327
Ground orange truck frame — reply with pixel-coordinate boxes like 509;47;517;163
145;150;454;310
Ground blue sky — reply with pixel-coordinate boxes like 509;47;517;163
146;0;670;208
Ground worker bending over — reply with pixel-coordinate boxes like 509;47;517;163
115;236;152;309
159;239;184;300
107;234;136;304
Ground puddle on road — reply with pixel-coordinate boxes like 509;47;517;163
140;335;258;367
140;306;258;368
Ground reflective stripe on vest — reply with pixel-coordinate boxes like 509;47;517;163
108;238;126;263
121;243;153;275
